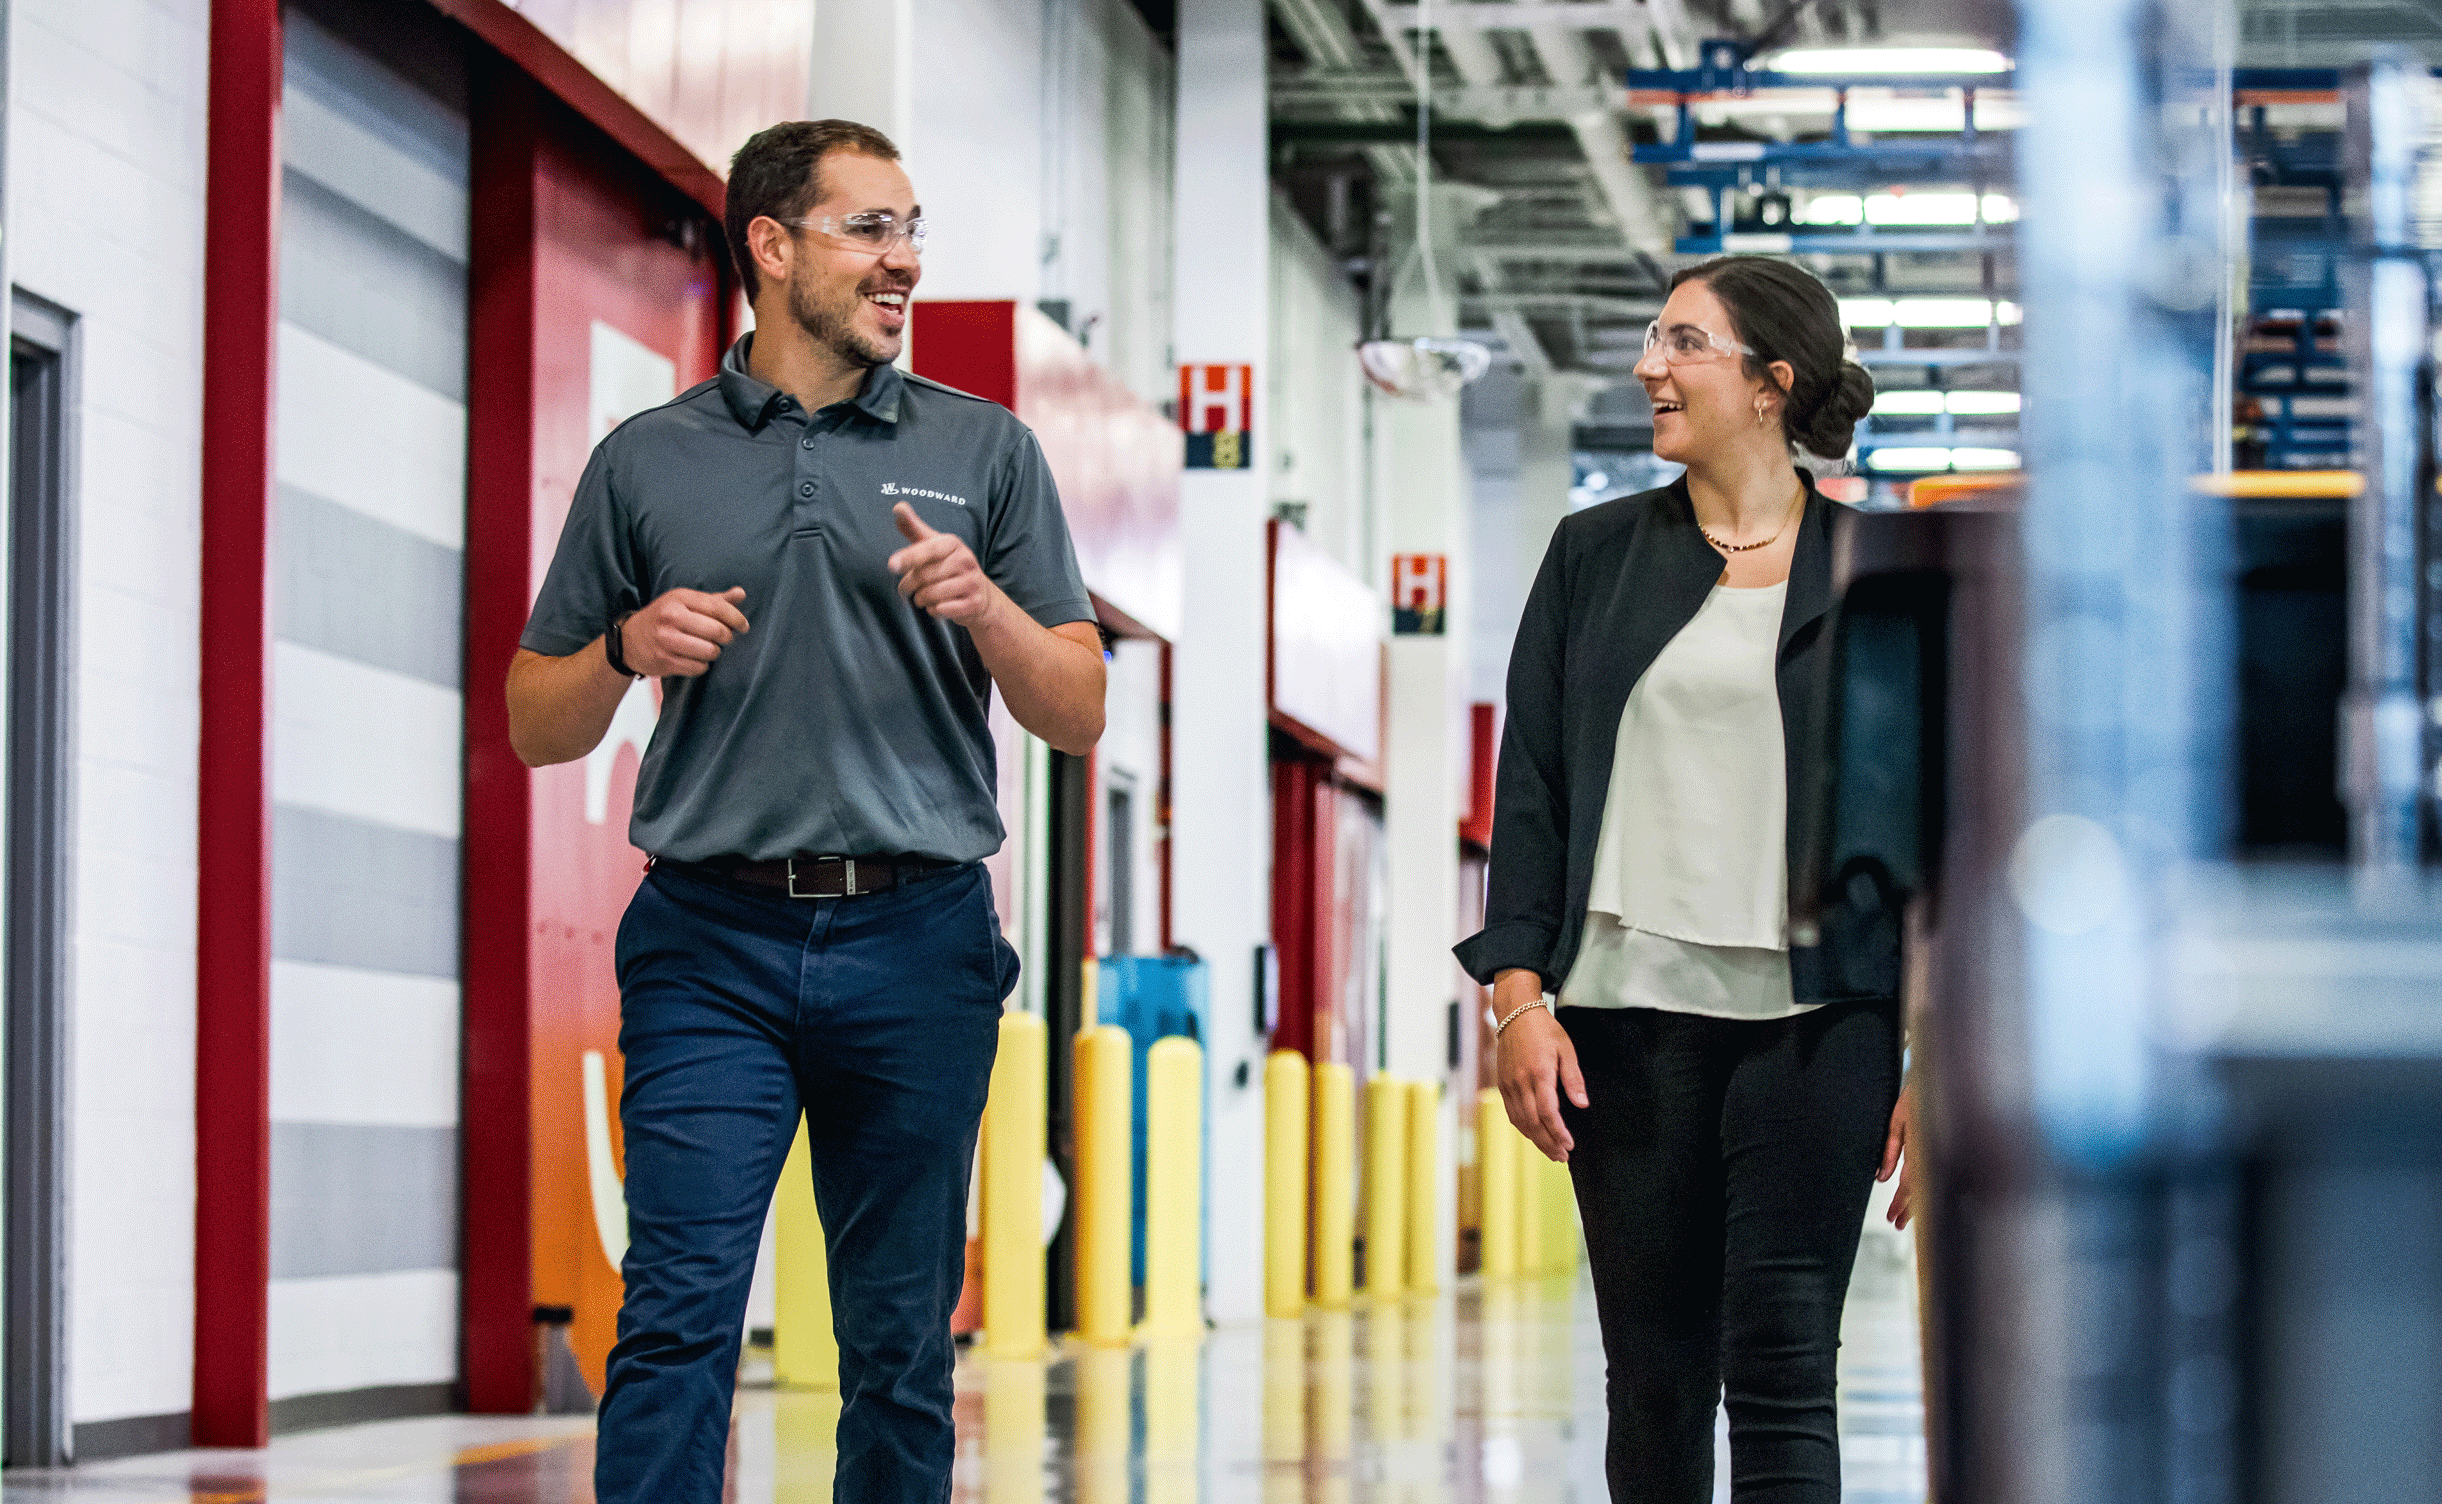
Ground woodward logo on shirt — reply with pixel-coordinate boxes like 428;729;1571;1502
881;482;968;506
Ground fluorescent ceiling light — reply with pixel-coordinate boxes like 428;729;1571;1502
1772;47;2011;75
1804;193;2018;226
1949;447;2021;470
1840;297;2023;329
1872;391;1946;415
1870;390;2026;417
1944;391;2023;415
1866;447;1957;473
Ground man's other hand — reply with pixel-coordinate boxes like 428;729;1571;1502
624;586;750;677
889;502;999;628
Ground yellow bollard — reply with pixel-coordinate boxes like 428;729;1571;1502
774;1119;838;1389
983;1011;1048;1359
1540;1154;1579;1275
1362;1074;1407;1300
1476;1089;1518;1281
1516;1121;1546;1277
1263;1051;1311;1318
1073;1024;1134;1346
1142;1035;1205;1339
1311;1062;1356;1308
1405;1079;1440;1295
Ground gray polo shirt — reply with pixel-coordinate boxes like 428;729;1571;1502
520;334;1096;863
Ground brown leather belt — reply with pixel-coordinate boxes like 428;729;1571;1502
659;853;957;899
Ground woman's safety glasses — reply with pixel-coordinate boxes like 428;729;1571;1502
1643;320;1755;365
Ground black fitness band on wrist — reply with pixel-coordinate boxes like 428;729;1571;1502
605;611;642;678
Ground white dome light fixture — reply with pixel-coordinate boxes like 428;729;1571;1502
1359;337;1493;399
1355;0;1490;401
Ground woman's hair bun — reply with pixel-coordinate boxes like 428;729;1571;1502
1797;360;1876;460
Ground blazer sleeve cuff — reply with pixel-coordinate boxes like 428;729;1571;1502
1453;921;1557;990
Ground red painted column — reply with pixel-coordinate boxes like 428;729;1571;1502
193;0;282;1449
460;62;542;1414
1268;758;1318;1059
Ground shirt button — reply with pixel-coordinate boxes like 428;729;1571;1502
801;437;815;450
799;481;816;497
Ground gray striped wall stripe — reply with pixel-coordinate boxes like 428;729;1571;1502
269;1122;458;1279
283;5;468;253
279;169;468;401
276;484;463;688
271;805;459;979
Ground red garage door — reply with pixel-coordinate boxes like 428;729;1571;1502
462;68;730;1410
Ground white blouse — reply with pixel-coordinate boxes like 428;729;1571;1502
1559;578;1819;1021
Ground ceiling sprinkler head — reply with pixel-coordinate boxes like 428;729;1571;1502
1357;337;1493;399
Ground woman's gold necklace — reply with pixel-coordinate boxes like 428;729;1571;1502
1701;489;1805;555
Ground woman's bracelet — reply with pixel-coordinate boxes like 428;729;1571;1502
1494;997;1551;1036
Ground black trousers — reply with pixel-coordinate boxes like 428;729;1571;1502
1559;999;1901;1504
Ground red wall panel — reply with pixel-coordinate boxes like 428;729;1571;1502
463;68;728;1409
480;0;813;181
911;301;1185;642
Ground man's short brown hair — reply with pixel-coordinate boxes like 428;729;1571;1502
725;120;903;301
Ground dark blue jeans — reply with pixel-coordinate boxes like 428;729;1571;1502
594;861;1015;1504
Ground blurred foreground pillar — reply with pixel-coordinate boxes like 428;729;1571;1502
1170;0;1272;1326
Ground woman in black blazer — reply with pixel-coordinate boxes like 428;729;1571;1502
1455;256;1907;1502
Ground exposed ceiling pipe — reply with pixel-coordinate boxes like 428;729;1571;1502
1644;0;1699;68
1267;0;1419;187
1491;308;1558;375
1568;108;1675;256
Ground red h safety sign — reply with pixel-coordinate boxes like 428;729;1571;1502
1178;363;1252;434
1391;553;1447;636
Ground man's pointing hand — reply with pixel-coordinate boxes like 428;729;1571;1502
889;501;1000;628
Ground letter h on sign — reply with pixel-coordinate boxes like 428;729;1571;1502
1391;554;1446;636
1179;363;1252;470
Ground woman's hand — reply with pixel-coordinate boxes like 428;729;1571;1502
1878;1086;1914;1230
1493;969;1588;1162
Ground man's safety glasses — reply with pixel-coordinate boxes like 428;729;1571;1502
784;211;929;255
1643;320;1755;365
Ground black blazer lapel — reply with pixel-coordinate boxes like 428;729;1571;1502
1575;477;1728;744
1778;474;1834;657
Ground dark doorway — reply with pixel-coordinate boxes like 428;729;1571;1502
7;291;76;1467
1043;748;1091;1331
1105;779;1135;956
2234;496;2347;859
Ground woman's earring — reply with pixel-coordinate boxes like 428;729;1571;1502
1754;401;1769;427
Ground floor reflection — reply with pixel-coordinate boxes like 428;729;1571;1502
4;1186;1923;1504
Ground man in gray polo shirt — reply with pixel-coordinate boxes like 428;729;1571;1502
505;120;1103;1504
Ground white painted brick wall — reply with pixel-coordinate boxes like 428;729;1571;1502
10;0;210;1427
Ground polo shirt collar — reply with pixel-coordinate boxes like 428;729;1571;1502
717;333;904;430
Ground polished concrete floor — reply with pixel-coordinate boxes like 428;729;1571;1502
6;1184;1923;1503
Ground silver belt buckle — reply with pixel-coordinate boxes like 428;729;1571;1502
785;856;857;899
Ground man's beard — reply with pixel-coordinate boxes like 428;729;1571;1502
789;269;899;369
